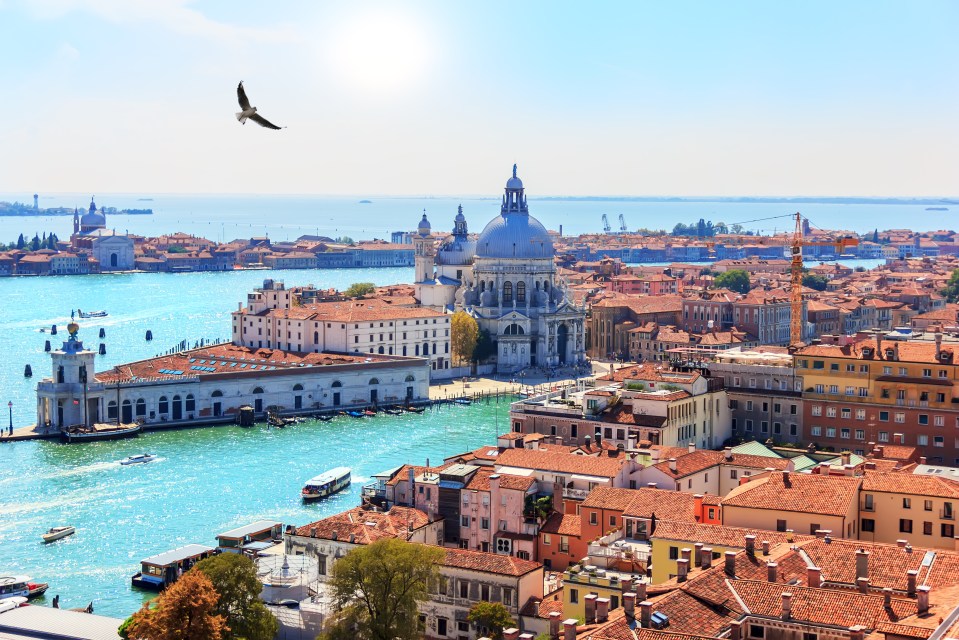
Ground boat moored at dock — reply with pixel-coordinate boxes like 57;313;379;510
301;467;351;502
0;576;31;600
216;520;282;555
61;423;141;443
131;544;215;591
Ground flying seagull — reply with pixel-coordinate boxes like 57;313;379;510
236;81;284;129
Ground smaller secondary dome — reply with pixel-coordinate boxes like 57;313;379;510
505;163;523;190
417;212;431;235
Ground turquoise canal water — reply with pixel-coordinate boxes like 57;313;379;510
0;402;511;617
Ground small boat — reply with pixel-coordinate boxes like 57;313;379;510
27;581;49;599
362;409;376;417
0;596;27;613
405;406;424;414
316;414;334;422
42;526;76;543
454;398;472;405
302;467;351;502
76;309;108;319
61;423;140;443
121;453;157;466
0;576;31;600
346;410;364;418
384;408;403;415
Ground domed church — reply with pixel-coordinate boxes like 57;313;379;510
414;165;586;372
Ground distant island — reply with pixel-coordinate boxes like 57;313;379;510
358;199;372;204
533;196;959;206
0;200;153;216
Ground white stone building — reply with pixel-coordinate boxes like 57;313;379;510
36;325;430;428
70;197;135;270
415;166;587;373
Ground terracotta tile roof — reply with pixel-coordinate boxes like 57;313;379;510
650;520;815;549
437;545;541;576
293;505;431;543
495;448;628;478
622;488;721;521
540;512;582;536
651;451;792;480
598;363;701;385
722;471;861;517
581;487;641;511
644;588;737;636
862;470;959;499
794;339;955;365
464;468;536;492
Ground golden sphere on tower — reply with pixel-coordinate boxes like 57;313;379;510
67;322;80;336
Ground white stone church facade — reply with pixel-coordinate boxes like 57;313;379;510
414;166;586;373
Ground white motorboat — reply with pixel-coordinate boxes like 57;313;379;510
121;453;157;466
0;576;30;600
42;526;76;543
302;467;351;502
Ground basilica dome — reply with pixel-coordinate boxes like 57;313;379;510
475;212;553;259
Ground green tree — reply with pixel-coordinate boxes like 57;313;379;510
713;269;751;294
321;539;444;640
942;269;959;303
467;601;515;640
345;282;376;298
473;329;496;363
873;229;880;243
195;553;278;640
729;223;745;235
335;236;355;245
127;570;227;640
802;273;829;291
16;233;25;250
451;311;479;366
30;234;40;251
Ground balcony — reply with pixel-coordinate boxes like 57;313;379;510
563;487;590;500
362;484;386;499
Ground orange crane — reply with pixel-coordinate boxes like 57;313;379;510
789;212;859;346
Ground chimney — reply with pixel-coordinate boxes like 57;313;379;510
552;481;564;514
596;597;610;623
549;612;561;640
783;469;791;487
651;448;662;463
503;630;520;640
855;549;870;580
936;332;943;360
639;602;652;629
677;558;689;582
621;577;633;593
907;570;918;597
724;446;733;461
849;626;866;640
681;547;692;563
897;539;908;548
841;451;851;466
636;580;647;602
595;431;603;448
894;342;900;361
857;577;869;594
876;445;885;459
519;634;534;640
819;461;832;475
781;592;792;620
745;534;756;556
807;566;822;588
883;588;893;608
762;540;770;556
767;561;778;582
668;458;678;472
729;620;742;640
623;593;636;619
584;594;597;623
917;586;931;615
725;551;737;576
875;331;883;352
688;441;696;453
702;547;714;569
920;456;928;466
563;620;578;640
693;542;704;566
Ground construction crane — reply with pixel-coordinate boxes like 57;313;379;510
618;214;627;233
602;214;611;233
788;212;859;346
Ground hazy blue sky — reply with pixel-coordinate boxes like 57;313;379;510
1;1;956;196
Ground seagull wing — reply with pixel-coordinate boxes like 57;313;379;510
237;82;251;110
250;113;283;130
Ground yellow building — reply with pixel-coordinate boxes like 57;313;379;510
860;470;959;550
646;520;814;584
721;470;861;538
795;336;958;461
561;563;633;621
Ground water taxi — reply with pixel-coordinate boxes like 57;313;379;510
120;453;157;466
132;544;216;591
76;309;108;318
42;526;76;543
0;576;31;600
301;467;351;502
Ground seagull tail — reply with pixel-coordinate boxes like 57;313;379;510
236;112;247;124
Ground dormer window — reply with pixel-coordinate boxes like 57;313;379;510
885;349;895;359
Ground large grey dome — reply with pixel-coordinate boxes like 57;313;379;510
476;212;553;259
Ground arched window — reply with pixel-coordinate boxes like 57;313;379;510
331;380;342;388
504;324;525;335
378;346;384;354
314;331;318;343
423;342;429;357
480;281;485;292
135;398;146;417
158;396;169;414
516;281;526;302
405;374;415;382
107;400;118;420
535;281;541;290
185;394;196;412
503;281;512;302
252;387;264;394
369;378;379;385
293;384;303;391
403;346;407;356
211;390;223;397
415;344;420;356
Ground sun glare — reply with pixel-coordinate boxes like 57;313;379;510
329;11;431;94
